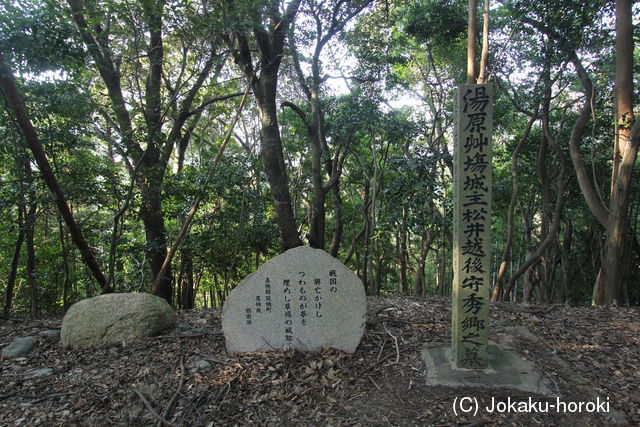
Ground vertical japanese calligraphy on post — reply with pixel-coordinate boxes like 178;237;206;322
452;84;493;369
222;246;366;354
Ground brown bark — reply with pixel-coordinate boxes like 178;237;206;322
69;0;225;303
593;0;638;306
3;205;24;319
180;253;195;309
503;125;568;301
286;1;366;251
23;161;38;317
467;0;477;84
362;182;372;294
398;208;409;294
151;84;251;294
57;214;72;309
536;56;555;302
0;52;110;293
225;0;303;251
477;0;490;84
414;230;434;297
329;183;343;257
560;219;573;303
566;59;610;229
491;112;538;301
522;16;610;230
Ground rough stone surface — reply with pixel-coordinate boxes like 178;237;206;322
421;340;555;396
189;359;212;372
25;368;54;378
61;293;176;348
2;336;35;358
38;329;60;338
223;246;366;354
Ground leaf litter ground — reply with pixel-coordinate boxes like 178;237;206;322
1;296;639;426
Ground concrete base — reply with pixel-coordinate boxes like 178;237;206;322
421;329;628;424
421;341;555;396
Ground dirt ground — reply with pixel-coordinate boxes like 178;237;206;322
1;296;639;426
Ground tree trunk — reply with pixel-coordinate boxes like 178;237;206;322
139;156;172;303
504;124;568;301
361;182;372;294
560;219;573;303
466;0;477;84
491;112;538;301
477;0;490;84
180;250;195;310
414;230;434;297
398;207;409;294
593;0;638;306
58;214;72;310
0;53;109;292
24;162;38;317
536;68;554;302
3;207;25;319
256;78;303;250
225;0;303;251
329;183;343;257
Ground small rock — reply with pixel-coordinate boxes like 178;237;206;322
2;337;35;358
25;368;54;378
189;359;212;371
39;330;60;338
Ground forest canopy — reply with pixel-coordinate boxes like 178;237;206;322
0;0;638;317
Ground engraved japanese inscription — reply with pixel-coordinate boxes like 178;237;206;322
222;246;366;354
452;84;493;369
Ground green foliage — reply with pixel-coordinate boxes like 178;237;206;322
0;0;636;313
404;0;467;46
0;0;85;72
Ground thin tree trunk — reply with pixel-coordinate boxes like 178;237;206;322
560;219;573;303
224;0;304;251
398;207;409;294
477;0;490;84
491;112;537;301
467;0;477;84
181;253;195;309
361;182;372;293
329;183;343;257
3;207;25;319
504;125;568;301
0;53;110;292
176;259;184;310
57;214;72;309
375;253;384;295
24;161;37;317
414;229;434;297
151;83;252;297
536;57;555;302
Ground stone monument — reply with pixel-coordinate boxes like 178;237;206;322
452;84;493;369
222;246;367;354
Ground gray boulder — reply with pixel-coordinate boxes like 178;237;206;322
61;293;176;348
2;336;35;358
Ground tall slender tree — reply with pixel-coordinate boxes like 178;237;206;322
222;0;304;251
